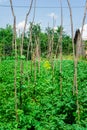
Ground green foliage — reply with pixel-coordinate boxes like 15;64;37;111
0;25;73;60
20;55;26;60
40;32;48;57
0;25;13;56
0;59;87;129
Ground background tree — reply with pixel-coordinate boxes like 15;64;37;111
0;25;13;58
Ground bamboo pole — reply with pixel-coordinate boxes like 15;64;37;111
26;0;36;86
67;0;76;95
26;0;36;61
59;0;63;95
20;0;33;109
67;0;80;122
81;0;87;38
9;0;18;121
75;0;87;122
20;0;34;57
79;0;87;57
51;16;55;83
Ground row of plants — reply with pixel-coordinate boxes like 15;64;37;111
0;59;87;130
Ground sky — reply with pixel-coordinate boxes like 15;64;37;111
0;0;87;39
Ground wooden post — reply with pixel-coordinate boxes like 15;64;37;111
9;0;18;121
